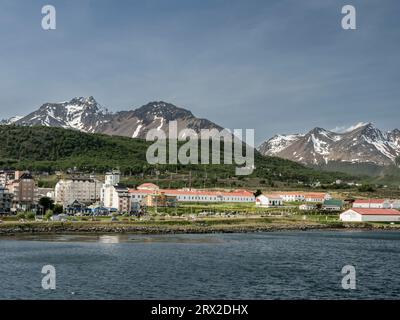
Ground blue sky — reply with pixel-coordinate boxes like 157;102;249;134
0;0;399;144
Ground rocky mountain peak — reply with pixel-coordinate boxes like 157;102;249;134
259;122;400;166
4;97;222;140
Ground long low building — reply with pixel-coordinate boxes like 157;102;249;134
340;208;400;222
129;187;255;204
353;199;400;209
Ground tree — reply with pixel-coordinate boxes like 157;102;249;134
39;197;54;212
254;189;262;197
357;184;375;192
53;204;63;214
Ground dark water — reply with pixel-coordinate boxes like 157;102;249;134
1;231;400;299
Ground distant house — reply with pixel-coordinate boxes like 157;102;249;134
278;192;305;202
340;208;400;222
137;183;160;191
256;194;283;207
323;199;344;211
304;193;330;203
65;200;87;214
352;199;390;209
142;193;177;208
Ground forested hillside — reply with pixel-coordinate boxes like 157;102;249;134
0;125;355;184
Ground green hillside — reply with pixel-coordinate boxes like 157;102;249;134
0;125;355;185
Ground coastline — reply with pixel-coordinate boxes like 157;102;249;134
1;218;399;236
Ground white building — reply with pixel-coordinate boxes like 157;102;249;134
129;187;255;204
100;171;131;212
55;177;101;206
278;192;305;202
340;208;400;222
255;194;283;207
352;199;390;209
165;189;255;203
304;193;330;203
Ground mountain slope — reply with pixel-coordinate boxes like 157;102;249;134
259;123;400;166
0;125;354;184
7;97;222;139
15;97;113;133
98;101;222;138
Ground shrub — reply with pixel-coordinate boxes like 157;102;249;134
26;212;35;220
16;212;26;220
44;210;53;221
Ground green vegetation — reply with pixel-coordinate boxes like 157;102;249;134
0;125;355;187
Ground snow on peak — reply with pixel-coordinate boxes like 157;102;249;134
331;122;371;133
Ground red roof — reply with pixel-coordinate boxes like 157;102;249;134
262;194;283;199
305;193;326;198
129;189;154;194
353;199;385;204
137;183;159;189
349;208;400;216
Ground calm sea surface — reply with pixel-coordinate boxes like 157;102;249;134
1;230;399;299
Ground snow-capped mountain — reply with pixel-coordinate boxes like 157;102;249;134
258;123;400;166
2;97;222;139
14;96;113;133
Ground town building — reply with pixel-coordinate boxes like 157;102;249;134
129;186;255;205
0;186;13;214
100;171;131;213
37;187;55;200
255;194;283;207
162;189;255;203
7;171;38;211
322;199;344;211
55;177;101;206
137;183;160;191
340;208;400;222
142;193;177;208
304;193;330;203
278;192;305;202
353;199;390;209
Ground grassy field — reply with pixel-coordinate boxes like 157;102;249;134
2;213;400;236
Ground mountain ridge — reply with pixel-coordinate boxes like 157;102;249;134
2;97;222;139
258;123;400;166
